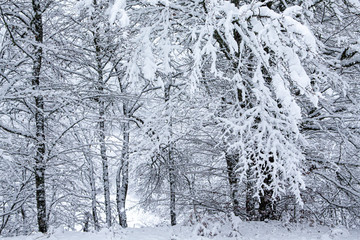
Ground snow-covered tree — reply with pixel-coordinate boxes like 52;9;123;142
185;0;322;219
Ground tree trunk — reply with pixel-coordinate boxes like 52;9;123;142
84;152;100;231
99;98;111;228
258;156;277;221
98;86;112;229
245;169;256;220
258;174;276;221
169;150;176;226
116;120;129;228
258;189;275;221
89;0;112;229
164;85;176;226
94;34;112;228
225;153;241;217
32;0;47;233
90;165;100;231
83;212;91;232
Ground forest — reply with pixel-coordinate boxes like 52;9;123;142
0;0;359;236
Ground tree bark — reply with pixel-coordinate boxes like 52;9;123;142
225;153;241;217
164;85;176;226
98;76;112;229
245;169;256;220
94;34;112;228
83;212;91;232
84;152;100;231
258;168;276;221
99;88;112;229
258;156;277;221
32;0;47;233
169;149;176;226
89;162;100;231
116;119;129;228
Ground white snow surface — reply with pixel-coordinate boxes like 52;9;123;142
2;222;359;240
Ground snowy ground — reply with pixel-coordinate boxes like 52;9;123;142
1;221;359;240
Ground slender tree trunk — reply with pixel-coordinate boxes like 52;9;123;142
98;81;112;229
83;212;91;232
94;35;112;228
21;170;28;234
84;152;100;231
32;0;47;233
89;0;112;229
116;119;129;228
21;207;27;235
90;164;100;231
225;153;241;217
164;85;176;226
169;149;176;226
99;91;111;229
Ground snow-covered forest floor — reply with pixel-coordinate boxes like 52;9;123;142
1;222;359;240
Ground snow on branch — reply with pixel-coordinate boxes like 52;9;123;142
189;1;320;204
107;0;129;26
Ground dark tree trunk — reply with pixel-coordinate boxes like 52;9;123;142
169;151;176;226
32;0;47;233
164;85;176;226
258;189;275;221
245;169;257;220
83;212;91;232
225;153;241;216
258;156;277;221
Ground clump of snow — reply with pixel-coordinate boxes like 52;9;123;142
75;0;94;16
282;15;317;54
145;0;159;5
141;28;157;81
108;0;129;27
272;73;302;120
283;6;303;18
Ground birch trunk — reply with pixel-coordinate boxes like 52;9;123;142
89;162;100;230
88;0;112;228
94;32;111;228
116;120;129;228
97;67;112;229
